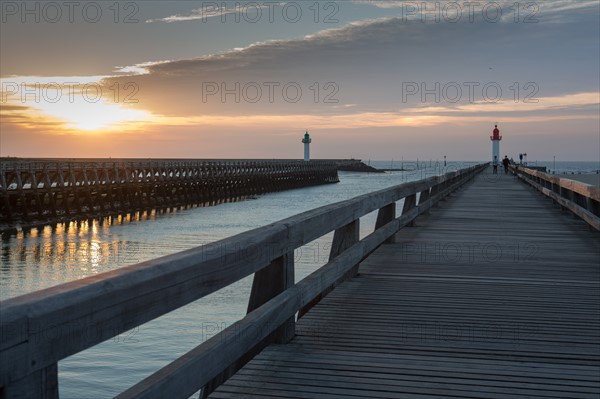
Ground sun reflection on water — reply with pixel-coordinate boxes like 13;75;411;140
0;213;148;300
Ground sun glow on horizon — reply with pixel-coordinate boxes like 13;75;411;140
1;77;155;133
2;75;598;141
34;99;153;132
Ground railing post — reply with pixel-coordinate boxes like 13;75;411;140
560;186;573;212
586;197;599;219
247;252;295;343
328;219;360;262
375;203;396;243
571;191;588;219
1;363;58;399
201;252;295;398
430;183;440;206
417;188;431;215
298;219;360;319
402;193;417;226
551;180;559;204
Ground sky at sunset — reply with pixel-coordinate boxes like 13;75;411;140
1;0;599;161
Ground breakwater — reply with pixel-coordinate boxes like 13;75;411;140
0;158;361;227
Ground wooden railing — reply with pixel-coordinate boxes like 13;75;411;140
512;166;600;231
0;163;487;399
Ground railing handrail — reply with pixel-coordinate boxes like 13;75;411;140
0;163;488;398
512;165;600;230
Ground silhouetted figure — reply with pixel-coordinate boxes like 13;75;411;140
502;156;510;174
492;155;499;174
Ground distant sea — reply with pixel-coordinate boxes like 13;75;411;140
365;160;600;174
527;160;600;174
0;160;597;398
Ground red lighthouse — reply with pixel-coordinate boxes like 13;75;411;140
490;124;502;166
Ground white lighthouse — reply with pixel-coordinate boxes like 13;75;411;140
490;124;502;166
302;131;311;161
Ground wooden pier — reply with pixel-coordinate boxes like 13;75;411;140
210;166;600;398
1;163;599;398
0;158;348;227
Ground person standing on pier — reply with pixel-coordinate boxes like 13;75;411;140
492;156;499;174
502;156;510;175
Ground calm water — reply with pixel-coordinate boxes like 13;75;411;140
0;160;595;398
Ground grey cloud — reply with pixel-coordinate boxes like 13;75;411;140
106;12;598;117
146;2;286;23
353;0;598;13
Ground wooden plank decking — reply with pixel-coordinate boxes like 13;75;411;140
209;168;600;398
